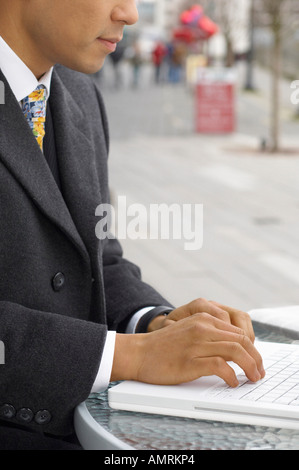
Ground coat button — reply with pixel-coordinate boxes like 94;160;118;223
34;409;51;425
52;272;65;292
0;404;16;419
16;408;34;423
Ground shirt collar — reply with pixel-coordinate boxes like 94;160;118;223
0;36;53;103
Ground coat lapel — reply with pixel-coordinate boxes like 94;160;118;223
0;69;90;262
49;67;103;259
49;67;106;319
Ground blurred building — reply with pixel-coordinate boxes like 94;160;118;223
197;0;251;62
134;0;252;63
253;0;299;79
154;0;186;38
135;0;186;36
127;0;185;59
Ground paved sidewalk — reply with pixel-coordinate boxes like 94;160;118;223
98;60;299;144
97;60;299;313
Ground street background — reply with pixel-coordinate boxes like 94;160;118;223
94;6;299;313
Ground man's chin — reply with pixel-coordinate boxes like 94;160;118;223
58;56;107;75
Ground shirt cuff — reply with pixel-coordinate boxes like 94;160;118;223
91;330;116;393
90;307;156;393
125;306;156;333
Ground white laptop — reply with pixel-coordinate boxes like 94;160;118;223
108;340;299;430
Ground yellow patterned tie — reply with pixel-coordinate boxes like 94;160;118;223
21;85;47;151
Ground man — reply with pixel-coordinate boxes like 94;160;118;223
0;0;264;450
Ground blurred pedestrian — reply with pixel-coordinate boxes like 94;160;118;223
129;42;143;88
109;45;126;89
152;41;166;84
168;42;186;84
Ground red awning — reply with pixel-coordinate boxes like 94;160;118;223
173;27;198;44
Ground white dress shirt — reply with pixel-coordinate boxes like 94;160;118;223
0;36;155;393
0;36;53;103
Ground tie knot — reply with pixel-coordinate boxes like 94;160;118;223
22;84;47;122
21;85;47;151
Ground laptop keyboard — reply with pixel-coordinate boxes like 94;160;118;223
206;347;299;406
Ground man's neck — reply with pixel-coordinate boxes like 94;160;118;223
0;4;53;79
0;36;54;103
1;33;52;79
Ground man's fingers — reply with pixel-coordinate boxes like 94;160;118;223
199;339;264;383
168;298;231;324
168;298;256;345
191;298;231;324
132;313;264;387
210;301;255;343
206;321;264;372
187;298;255;344
192;311;250;343
185;313;264;381
194;357;239;388
189;315;265;382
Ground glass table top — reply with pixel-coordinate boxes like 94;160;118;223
85;324;299;450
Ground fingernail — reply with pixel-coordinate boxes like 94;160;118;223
254;371;261;382
260;366;266;378
232;376;239;388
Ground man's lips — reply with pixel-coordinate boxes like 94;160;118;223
97;37;122;52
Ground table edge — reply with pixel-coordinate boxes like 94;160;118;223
74;401;135;450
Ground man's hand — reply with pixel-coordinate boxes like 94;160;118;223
148;298;255;343
111;306;265;388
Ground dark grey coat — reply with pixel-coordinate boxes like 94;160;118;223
0;65;170;441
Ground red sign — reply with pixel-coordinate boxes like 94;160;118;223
195;82;235;133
